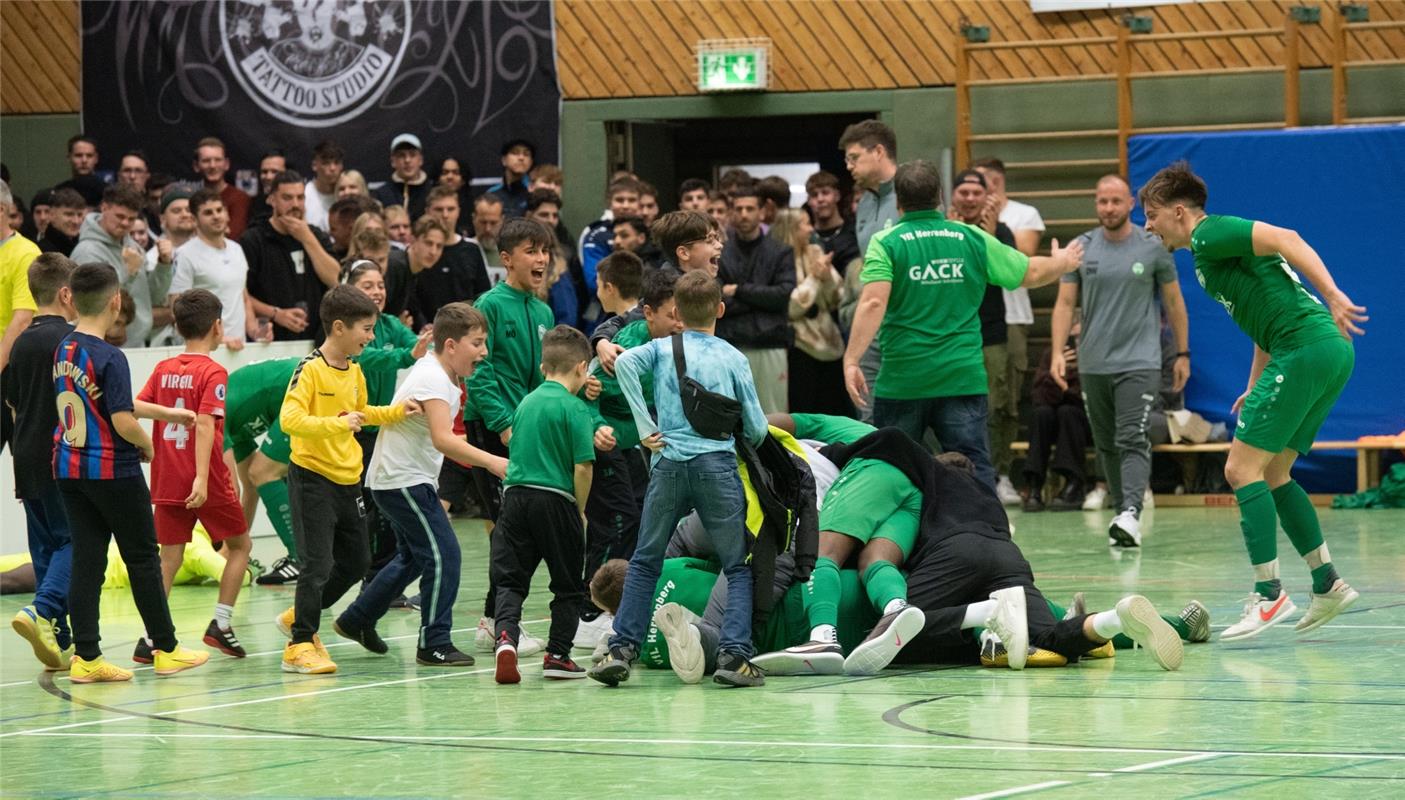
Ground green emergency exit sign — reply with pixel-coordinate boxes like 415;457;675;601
698;46;768;92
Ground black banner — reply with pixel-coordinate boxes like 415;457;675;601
81;0;559;190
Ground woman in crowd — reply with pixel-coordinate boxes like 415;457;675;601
773;208;850;416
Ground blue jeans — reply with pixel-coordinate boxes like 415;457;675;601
341;485;461;649
610;452;753;658
22;484;73;648
874;394;997;491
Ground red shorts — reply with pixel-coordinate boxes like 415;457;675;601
154;499;247;545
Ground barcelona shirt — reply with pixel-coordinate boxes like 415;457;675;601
52;332;140;480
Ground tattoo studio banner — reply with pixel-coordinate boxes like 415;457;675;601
81;1;559;188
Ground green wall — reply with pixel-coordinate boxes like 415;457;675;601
0;113;82;205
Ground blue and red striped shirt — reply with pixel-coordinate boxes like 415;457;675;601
52;332;140;480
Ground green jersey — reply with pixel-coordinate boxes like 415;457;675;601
861;210;1029;399
640;558;721;668
1189;215;1339;352
791;413;876;445
503;381;596;495
589;319;653;450
465;281;554;432
225;357;300;435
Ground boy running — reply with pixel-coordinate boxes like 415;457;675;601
1139;161;1365;640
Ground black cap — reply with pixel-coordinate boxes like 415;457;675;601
953;169;987;190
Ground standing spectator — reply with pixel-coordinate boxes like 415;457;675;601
705;190;730;231
337;170;370;200
756;175;790;226
21;189;54;243
251;150;287;223
169;188;258;351
528;167;576;260
70;184;165;349
529;164;563;194
56;134;104;207
383;216;448;324
578;177;641;299
842;160;1083;490
636;181;661;228
412;185;491;328
1023;335;1093;512
193;137;251;239
611;216;658;269
718;182;796;413
678;178;710;212
345;224;391;273
145;188;196;346
373;133;431;221
470;193;507;284
528;188;581;323
384;205;412;249
0;179;40;372
303;140;344;230
805;170;859;275
436;156;470;211
840;120;899;423
488;139;534;218
38;189;86;256
116;151;160;237
1051;175;1189;545
326;195;379;260
129;218;151;251
241;171;339;341
772;208;848;416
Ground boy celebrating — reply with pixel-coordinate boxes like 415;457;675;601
590;271;769;688
135;289;251;661
1140;162;1365;640
465;217;556;652
277;285;418;674
54;264;209;682
335;303;509;666
8;254;77;670
492;325;597;684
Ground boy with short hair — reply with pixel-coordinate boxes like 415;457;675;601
54;264;209;682
277;285;418;674
335;303;509;666
590;271;769;688
135;289;251;662
492;325;597;684
8;254;78;669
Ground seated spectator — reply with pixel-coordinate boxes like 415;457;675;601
372;133;431;221
1023;338;1092;512
772;209;848;416
70;184;164;348
241;170;339;341
488;139;534;218
38;188;86;256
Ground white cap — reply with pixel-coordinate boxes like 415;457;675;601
390;133;422;152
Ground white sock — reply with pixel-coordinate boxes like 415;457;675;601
1252;559;1280;582
883;598;908;615
214;603;234;631
1304;544;1330;570
810;624;837;644
1091;609;1122;639
961;600;997;629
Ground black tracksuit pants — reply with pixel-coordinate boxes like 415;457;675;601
288;464;369;644
490;487;586;657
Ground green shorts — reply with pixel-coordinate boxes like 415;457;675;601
225;417;292;464
818;458;921;558
1237;336;1354;455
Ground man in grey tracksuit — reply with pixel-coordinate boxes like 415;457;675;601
1050;176;1190;547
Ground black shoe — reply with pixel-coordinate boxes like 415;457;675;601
1049;482;1085;511
417;645;476;666
1021;494;1045;513
202;620;247;658
256;556;300;585
587;646;635;686
132;637;153;664
333;616;389;654
406;594;421;612
388;595;412;610
543;652;587;679
714;651;765;687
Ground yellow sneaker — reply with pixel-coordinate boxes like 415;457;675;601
276;606;295;638
1084;640;1116;659
979;631;1068;668
70;655;134;683
153;644;210;676
50;645;75;672
282;641;337;674
12;606;64;669
311;633;330;660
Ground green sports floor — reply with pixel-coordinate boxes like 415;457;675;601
2;506;1403;799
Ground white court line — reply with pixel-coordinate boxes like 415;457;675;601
1210;624;1405;630
1112;752;1221;772
954;781;1071;800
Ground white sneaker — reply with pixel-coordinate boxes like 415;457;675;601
475;616;496;653
1082;485;1109;511
1143;488;1155;510
1220;592;1297;641
1108;510;1141;547
985;587;1028;670
573;613;614;652
1063;592;1087;621
1295;579;1359;633
516;631;545;657
996;475;1021;506
753;640;844;676
842;604;925;675
652;603;704;684
1114;595;1183;670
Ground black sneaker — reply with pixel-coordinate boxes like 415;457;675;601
406;594;421;611
332;616;389;654
587;645;635;686
202;620;247;658
1049;482;1085;512
256;556;300;586
132;637;153;664
417;645;476;667
1021;494;1046;513
543;652;587;679
713;651;766;687
388;595;412;610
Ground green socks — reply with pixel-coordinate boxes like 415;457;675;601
1236;481;1280;596
1272;480;1339;593
803;556;841;629
256;479;297;560
862;560;909;614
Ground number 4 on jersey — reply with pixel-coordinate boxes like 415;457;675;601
163;398;190;449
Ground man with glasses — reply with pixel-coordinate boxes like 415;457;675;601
839;120;899;423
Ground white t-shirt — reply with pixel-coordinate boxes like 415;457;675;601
303;183;336;230
365;355;462;491
999;199;1045;325
170;237;249;342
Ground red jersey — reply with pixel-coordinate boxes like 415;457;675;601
137;353;237;507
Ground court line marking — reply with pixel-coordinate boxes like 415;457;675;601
956;752;1222;799
1113;752;1221;772
953;781;1071;800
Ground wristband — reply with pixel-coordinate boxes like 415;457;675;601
1175;351;1190;359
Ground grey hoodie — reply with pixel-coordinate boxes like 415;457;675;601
69;212;169;348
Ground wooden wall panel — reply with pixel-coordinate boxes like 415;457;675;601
556;0;1405;99
1;0;80;114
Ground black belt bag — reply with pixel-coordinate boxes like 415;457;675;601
671;333;741;441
